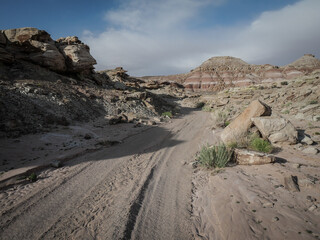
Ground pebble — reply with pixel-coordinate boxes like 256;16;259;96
262;202;274;208
292;163;301;169
308;204;317;212
301;135;314;145
302;147;318;155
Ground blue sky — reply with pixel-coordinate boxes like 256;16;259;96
1;0;320;76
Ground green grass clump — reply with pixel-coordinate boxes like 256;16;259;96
249;136;273;153
161;111;173;118
197;144;233;168
202;105;214;112
27;173;37;182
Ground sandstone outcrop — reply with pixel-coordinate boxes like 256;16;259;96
56;36;96;73
220;100;271;144
0;27;96;74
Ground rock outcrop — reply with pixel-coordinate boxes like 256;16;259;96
0;27;96;74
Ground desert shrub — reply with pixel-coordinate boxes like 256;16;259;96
309;100;318;105
227;142;238;149
197;144;233;168
249;136;273;153
161;111;173;118
211;110;229;128
280;81;288;85
27;173;37;182
202;105;214;112
196;101;205;108
282;110;290;114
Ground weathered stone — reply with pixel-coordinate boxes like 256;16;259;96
284;175;300;192
51;160;62;168
301;135;314;145
252;116;298;144
234;148;275;165
58;44;96;72
302;147;318;155
221;100;271;144
4;27;51;44
28;41;66;72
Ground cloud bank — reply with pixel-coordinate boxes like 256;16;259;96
83;0;320;76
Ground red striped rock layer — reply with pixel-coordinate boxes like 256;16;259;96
184;55;320;91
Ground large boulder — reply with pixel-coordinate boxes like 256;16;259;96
57;36;96;72
2;27;66;71
220;100;271;144
251;117;298;144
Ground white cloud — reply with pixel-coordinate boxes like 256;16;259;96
83;0;320;76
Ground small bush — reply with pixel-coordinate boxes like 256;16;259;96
309;100;318;105
196;101;205;108
249;136;273;153
211;110;229;128
161;111;173;118
202;105;214;112
27;173;37;182
280;81;288;85
282;110;290;114
197;144;233;168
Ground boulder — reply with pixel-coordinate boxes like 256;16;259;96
57;39;96;72
220;100;271;144
234;148;275;165
28;40;66;71
251;117;298;144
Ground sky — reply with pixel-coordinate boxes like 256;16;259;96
1;0;320;76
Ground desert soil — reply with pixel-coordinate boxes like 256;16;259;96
0;109;319;240
0;109;214;240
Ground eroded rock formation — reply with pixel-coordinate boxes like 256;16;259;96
183;55;320;91
0;27;96;74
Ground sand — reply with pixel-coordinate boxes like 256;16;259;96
0;109;319;239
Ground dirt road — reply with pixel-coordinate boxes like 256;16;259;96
0;109;214;240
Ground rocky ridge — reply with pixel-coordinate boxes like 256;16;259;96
0;28;185;137
142;55;320;91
